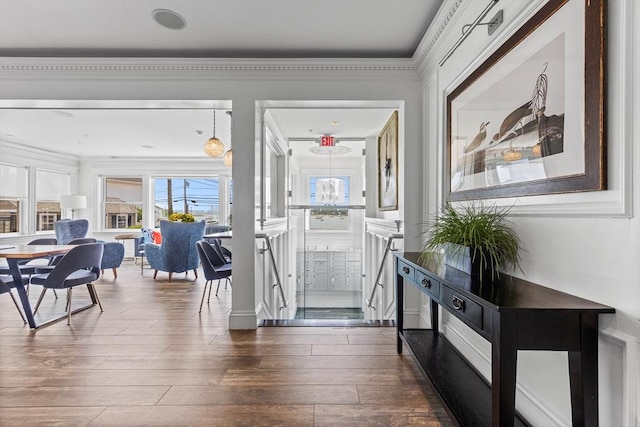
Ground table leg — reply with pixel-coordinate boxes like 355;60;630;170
491;311;518;427
569;313;599;427
430;298;439;334
396;265;403;354
7;258;37;328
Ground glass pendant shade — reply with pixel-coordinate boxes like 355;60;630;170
503;149;522;162
532;143;542;156
223;148;233;166
204;137;225;158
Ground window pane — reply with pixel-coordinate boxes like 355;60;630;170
35;169;69;231
104;177;143;229
154;178;219;226
0;164;27;234
0;164;28;198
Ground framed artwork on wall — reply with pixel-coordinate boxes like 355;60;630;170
378;110;399;210
447;0;606;201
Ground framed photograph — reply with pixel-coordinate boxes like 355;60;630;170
447;0;606;201
378;110;399;210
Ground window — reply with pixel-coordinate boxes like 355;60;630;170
116;214;129;229
308;176;350;230
154;178;220;226
0;164;28;234
35;169;69;231
39;213;57;231
104;177;143;230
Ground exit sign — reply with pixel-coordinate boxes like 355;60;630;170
320;135;335;146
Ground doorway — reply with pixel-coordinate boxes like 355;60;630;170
259;104;400;322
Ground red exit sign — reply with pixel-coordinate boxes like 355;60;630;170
320;135;335;146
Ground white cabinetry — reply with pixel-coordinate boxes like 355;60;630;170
297;249;362;294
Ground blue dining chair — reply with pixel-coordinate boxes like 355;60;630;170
0;275;27;324
196;240;232;312
30;243;104;325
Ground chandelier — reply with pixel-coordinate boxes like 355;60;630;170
204;110;225;158
223;111;233;166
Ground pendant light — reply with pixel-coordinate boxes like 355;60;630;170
223;111;233;167
204;110;225;158
503;147;522;162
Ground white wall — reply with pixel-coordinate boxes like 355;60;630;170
415;0;639;425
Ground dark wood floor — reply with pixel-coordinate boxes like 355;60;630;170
0;261;454;426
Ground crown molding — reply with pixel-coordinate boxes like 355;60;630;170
1;139;79;169
413;0;465;74
0;57;421;79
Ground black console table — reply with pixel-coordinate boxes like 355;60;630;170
395;252;614;427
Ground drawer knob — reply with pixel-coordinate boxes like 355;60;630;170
402;266;410;274
452;295;465;311
421;278;431;288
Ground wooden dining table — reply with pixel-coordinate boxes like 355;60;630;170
0;244;77;329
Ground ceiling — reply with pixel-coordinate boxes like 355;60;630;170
0;0;442;159
0;0;442;58
0;106;395;159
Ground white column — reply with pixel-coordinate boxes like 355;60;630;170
229;98;258;329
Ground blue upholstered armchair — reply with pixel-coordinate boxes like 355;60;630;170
101;242;125;278
144;220;205;282
54;219;89;244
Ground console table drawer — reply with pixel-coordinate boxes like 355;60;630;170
398;260;415;282
416;270;440;299
441;285;483;330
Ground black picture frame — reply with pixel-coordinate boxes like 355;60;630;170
447;0;606;201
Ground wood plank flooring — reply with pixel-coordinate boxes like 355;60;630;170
0;261;454;426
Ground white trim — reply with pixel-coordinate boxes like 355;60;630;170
0;57;419;80
228;309;258;330
600;327;639;427
414;0;465;75
402;308;422;329
364;217;403;236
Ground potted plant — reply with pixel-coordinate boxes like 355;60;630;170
169;213;195;222
421;202;522;282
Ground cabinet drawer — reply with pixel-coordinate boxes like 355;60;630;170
416;270;440;299
397;260;415;282
441;285;483;330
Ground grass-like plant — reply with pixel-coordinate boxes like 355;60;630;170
169;213;195;222
421;202;522;278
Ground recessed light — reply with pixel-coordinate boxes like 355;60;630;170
152;9;187;30
195;130;204;136
141;145;154;149
331;121;340;126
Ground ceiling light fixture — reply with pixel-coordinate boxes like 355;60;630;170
532;142;542;156
503;148;522;162
152;9;187;30
223;111;233;167
309;145;351;155
204;110;225;158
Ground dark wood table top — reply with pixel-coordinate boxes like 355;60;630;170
0;245;75;259
398;251;615;313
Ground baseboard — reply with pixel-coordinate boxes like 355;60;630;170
228;309;258;330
